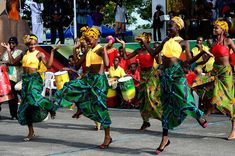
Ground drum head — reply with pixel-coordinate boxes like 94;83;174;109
118;76;132;82
54;71;68;76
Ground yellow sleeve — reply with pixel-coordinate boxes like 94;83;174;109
120;68;126;77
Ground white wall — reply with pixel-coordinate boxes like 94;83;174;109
152;0;167;41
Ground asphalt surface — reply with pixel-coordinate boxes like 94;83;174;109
0;103;235;156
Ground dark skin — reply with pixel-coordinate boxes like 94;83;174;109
19;38;60;141
209;23;235;139
1;42;23;66
72;35;111;146
136;20;211;151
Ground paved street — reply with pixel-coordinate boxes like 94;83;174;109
0;104;235;156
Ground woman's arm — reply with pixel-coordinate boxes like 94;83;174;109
116;38;138;60
101;45;109;67
136;37;169;56
227;38;235;53
0;43;23;65
39;45;61;68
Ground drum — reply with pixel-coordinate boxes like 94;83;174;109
118;76;136;101
0;65;14;103
107;88;117;108
54;71;70;90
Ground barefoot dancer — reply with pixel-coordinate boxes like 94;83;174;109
17;34;58;141
193;19;235;140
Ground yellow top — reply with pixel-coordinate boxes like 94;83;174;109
86;44;103;67
191;45;215;72
109;66;126;78
162;36;183;58
22;50;40;68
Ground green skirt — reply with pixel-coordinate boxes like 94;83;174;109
160;63;204;129
193;64;235;119
18;73;55;125
138;68;162;121
54;73;111;128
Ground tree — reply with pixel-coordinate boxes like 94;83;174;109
19;0;152;29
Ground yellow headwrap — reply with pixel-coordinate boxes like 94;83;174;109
79;26;89;43
171;16;184;30
136;32;152;43
214;19;229;33
84;27;100;40
23;34;38;45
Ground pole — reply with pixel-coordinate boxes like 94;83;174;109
73;0;77;38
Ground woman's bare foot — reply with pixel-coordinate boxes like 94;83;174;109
228;131;235;140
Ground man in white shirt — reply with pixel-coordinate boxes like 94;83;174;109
28;0;44;44
114;0;128;40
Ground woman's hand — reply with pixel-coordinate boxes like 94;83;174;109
1;42;11;52
135;36;146;43
116;38;125;45
54;44;62;51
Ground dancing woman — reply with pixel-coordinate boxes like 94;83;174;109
137;16;208;154
192;19;235;140
54;27;112;149
117;33;162;130
17;34;58;141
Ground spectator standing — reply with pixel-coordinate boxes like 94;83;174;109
49;0;65;44
91;6;104;42
0;36;23;120
114;0;128;40
76;0;90;37
152;5;164;41
29;0;44;44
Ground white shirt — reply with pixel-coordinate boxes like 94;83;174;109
115;5;126;23
29;1;44;24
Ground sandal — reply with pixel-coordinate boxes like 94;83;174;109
23;134;35;142
99;138;113;149
155;140;170;155
198;119;208;128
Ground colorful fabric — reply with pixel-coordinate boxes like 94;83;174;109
136;52;154;68
1;49;23;82
138;68;162;121
160;63;204;129
109;66;126;78
85;44;103;67
162;37;183;59
172;16;184;29
54;73;111;128
22;50;40;68
17;73;55;125
192;64;235;119
191;45;215;72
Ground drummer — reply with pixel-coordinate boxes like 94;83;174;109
0;36;23;120
108;56;127;107
116;33;162;130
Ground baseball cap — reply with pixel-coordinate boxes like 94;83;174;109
8;36;18;45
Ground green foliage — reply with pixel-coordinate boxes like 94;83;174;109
19;0;152;28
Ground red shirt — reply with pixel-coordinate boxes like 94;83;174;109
107;48;119;67
185;71;197;87
136;52;154;68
